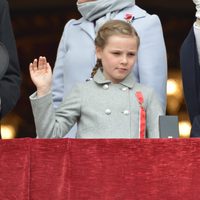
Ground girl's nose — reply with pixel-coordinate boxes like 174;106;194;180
121;55;128;64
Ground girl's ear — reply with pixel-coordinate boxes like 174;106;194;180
96;46;102;59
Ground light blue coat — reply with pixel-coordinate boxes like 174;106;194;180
52;5;167;109
52;5;167;137
30;69;164;138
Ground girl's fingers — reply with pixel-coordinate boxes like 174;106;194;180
38;56;47;70
30;59;38;72
29;57;50;73
46;62;51;72
29;63;33;72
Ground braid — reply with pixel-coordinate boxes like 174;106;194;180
91;20;140;79
91;59;102;78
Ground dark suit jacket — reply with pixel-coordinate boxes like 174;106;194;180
180;27;200;137
0;0;21;118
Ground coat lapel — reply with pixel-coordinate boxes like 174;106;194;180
73;5;147;41
114;5;146;21
78;18;95;40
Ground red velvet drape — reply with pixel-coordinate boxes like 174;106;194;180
0;138;200;199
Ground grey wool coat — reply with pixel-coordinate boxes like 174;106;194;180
30;69;164;138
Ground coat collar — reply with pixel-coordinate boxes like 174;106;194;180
93;69;136;89
76;18;96;40
73;5;146;40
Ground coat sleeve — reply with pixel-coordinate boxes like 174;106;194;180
137;14;167;113
180;27;200;137
146;88;164;138
0;0;21;118
180;27;200;123
51;20;74;108
30;85;81;138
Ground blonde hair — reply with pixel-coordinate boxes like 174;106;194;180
91;20;140;78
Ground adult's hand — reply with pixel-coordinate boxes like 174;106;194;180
193;0;200;18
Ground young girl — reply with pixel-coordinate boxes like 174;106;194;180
29;20;164;139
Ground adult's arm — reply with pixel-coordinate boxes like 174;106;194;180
193;20;200;63
51;21;72;108
137;14;167;113
0;0;21;118
180;27;200;125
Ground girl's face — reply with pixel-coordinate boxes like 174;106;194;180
96;35;138;84
77;0;96;3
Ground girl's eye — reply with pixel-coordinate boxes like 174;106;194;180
128;53;135;56
112;52;120;55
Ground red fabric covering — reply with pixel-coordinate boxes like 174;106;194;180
0;138;200;199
